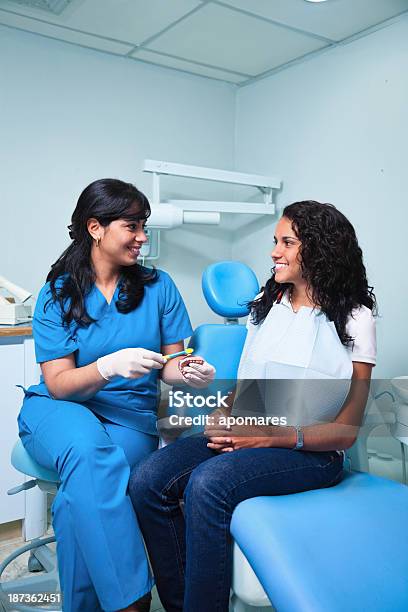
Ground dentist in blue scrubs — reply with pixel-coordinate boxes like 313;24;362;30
17;178;215;612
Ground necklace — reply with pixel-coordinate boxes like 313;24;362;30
288;289;299;313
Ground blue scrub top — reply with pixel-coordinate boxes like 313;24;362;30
26;269;193;435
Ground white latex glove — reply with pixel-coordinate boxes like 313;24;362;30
97;348;166;380
178;356;216;389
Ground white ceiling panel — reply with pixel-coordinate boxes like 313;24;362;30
1;0;407;84
0;7;133;52
220;0;408;42
10;0;72;14
0;0;202;44
147;3;328;76
132;49;247;83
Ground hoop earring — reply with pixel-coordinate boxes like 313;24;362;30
95;236;101;247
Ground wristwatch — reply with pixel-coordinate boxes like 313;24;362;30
293;426;304;450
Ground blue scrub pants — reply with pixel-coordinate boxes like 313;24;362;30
18;395;158;612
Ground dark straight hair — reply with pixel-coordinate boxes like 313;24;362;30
46;178;157;327
249;200;377;346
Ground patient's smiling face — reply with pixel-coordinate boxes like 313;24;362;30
271;216;303;285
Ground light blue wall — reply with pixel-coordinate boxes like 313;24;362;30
233;16;408;379
1;18;407;370
0;25;236;326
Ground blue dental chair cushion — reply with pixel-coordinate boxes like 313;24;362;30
202;261;259;318
231;470;408;612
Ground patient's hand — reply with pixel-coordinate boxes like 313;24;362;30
205;421;284;452
204;409;233;452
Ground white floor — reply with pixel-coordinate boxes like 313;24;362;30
0;533;164;611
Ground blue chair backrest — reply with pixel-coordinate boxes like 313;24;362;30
202;261;259;320
188;324;248;381
189;261;259;380
169;262;259;434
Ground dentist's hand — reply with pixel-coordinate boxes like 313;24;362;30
97;348;166;380
178;356;216;388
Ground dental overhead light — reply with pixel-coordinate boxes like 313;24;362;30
140;159;282;260
143;160;281;230
304;0;329;3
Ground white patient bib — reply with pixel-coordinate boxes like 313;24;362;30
237;296;353;426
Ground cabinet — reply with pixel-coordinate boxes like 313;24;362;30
0;328;44;539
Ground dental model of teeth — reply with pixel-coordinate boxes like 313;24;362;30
178;356;205;372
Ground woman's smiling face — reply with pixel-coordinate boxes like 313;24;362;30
271;216;303;284
88;203;149;268
101;216;148;266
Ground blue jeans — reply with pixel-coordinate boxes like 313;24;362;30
129;435;343;612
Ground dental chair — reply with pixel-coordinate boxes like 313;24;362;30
0;450;60;611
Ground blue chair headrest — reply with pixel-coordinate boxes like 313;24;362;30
202;261;259;318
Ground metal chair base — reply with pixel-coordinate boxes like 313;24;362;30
0;536;61;612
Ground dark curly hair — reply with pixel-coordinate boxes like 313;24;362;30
249;201;377;346
46;178;157;327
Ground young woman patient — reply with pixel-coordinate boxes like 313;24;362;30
129;200;377;612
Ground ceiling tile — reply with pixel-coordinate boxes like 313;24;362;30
0;0;201;44
132;49;247;83
0;7;133;52
220;0;408;41
9;0;73;15
147;3;327;76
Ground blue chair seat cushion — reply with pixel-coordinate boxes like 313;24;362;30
231;471;408;612
12;439;59;483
